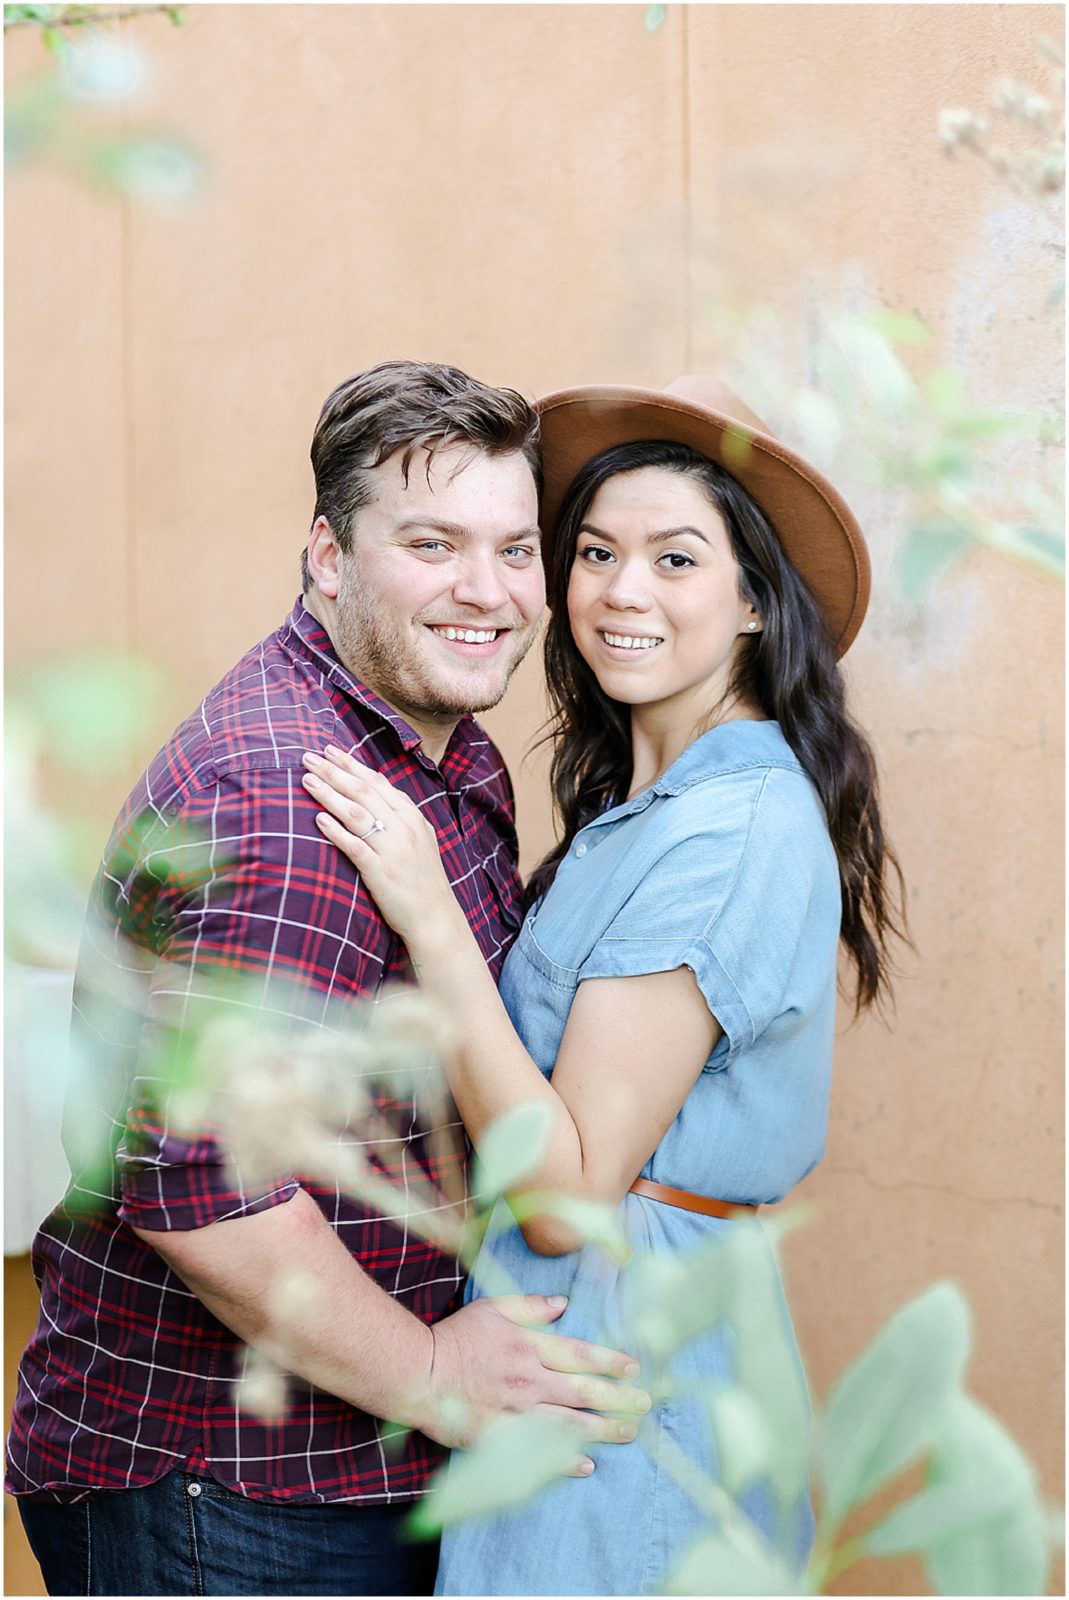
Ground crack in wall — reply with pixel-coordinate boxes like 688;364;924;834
822;1163;1063;1215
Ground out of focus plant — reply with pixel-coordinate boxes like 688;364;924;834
135;992;1067;1596
405;1160;1062;1596
6;658;1062;1594
659;31;1065;601
4;5;184;42
939;35;1065;200
701;301;1064;603
4;3;202;202
5;650;173;968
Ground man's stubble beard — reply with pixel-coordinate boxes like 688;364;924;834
333;562;536;720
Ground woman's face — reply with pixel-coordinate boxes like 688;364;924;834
566;466;761;721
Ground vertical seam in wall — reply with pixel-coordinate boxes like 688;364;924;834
680;3;693;372
120;152;135;655
120;193;136;649
118;17;139;766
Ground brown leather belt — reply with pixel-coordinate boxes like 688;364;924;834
628;1177;758;1219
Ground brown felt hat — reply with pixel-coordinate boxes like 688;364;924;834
536;376;870;657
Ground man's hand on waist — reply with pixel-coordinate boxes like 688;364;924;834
404;1293;650;1473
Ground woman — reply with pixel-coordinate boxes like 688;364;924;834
301;377;904;1595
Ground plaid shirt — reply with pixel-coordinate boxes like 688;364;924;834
7;601;522;1505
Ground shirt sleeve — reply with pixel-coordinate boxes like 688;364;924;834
576;768;830;1069
108;763;393;1230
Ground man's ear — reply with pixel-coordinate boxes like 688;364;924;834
306;516;341;599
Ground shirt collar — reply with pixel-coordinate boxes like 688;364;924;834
281;599;483;769
583;719;803;830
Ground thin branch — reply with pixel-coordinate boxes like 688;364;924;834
4;5;179;30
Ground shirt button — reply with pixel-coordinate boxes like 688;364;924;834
575;841;588;858
186;1481;203;1498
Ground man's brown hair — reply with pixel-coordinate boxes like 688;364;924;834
302;359;541;590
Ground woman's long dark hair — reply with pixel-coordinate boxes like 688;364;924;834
525;439;906;1014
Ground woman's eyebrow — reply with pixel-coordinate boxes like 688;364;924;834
579;522;712;546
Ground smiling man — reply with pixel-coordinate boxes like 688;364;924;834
8;362;646;1597
302;371;544;758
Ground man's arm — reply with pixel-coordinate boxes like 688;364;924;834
116;766;647;1458
134;1189;649;1457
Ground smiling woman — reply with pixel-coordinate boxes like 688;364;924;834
307;375;908;1596
567;467;764;751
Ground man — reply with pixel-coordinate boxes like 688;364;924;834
7;361;646;1596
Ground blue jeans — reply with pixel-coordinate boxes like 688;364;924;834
19;1470;440;1596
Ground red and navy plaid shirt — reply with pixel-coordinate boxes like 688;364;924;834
7;600;522;1505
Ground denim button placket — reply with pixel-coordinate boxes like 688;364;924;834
186;1480;202;1498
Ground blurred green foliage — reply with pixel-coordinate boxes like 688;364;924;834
704;301;1064;604
4;13;1063;1594
939;35;1064;201
4;4;202;201
6;637;1062;1593
411;1205;1060;1596
4;5;184;43
5;650;170;966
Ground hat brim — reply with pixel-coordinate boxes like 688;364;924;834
536;386;870;658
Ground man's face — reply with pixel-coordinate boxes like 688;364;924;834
329;444;544;732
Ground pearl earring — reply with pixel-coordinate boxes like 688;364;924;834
747;621;758;631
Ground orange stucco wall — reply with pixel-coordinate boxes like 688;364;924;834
5;6;1063;1595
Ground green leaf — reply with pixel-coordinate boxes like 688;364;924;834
919;1393;1054;1596
507;1188;632;1261
945;410;1032;442
861;309;932;346
816;1281;971;1537
472;1102;553;1202
927;367;965;414
928;1501;1052;1599
9;650;166;768
622;1220;811;1514
829;317;917;414
4;6;60;27
716;1222;812;1512
721;422;756;471
895;524;972;602
791;389;843;468
707;1383;775;1498
379;1422;411;1462
620;1234;730;1360
863;1476;1027;1556
407;1412;581;1535
645;4;667;33
4;74;65;166
660;1527;800;1595
82;134;203;203
1011;524;1066;573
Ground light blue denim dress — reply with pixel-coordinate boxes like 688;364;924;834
435;720;841;1597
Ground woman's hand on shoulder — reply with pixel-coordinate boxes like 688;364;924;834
301;745;459;945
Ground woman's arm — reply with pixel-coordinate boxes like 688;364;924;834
302;748;721;1253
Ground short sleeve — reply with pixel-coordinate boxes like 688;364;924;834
577;768;831;1068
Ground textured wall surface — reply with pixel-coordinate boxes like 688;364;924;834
5;6;1063;1595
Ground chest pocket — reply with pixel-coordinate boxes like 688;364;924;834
499;916;582;1080
516;913;582;989
522;820;659;978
